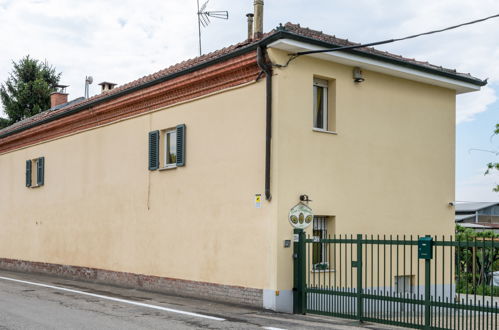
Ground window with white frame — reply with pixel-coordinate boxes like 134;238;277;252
148;124;185;171
313;78;328;130
164;129;177;167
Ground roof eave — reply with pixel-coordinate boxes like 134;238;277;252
0;29;487;140
0;42;264;140
265;31;486;93
455;202;499;213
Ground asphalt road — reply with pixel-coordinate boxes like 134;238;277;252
0;270;396;329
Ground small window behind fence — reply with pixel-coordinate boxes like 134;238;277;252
312;216;334;270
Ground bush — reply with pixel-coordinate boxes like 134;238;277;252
475;284;499;296
456;279;499;296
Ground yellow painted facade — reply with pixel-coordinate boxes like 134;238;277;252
0;45;470;310
267;49;456;293
0;83;276;290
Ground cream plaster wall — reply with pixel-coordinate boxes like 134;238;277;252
0;82;277;290
268;48;456;291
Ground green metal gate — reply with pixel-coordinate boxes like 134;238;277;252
293;230;499;329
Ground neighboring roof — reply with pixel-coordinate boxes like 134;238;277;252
455;214;475;222
0;22;487;140
458;222;499;230
459;223;486;228
455;202;499;213
459;223;491;229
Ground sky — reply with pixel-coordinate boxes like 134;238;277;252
0;0;498;202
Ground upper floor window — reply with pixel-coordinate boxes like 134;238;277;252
26;157;45;188
148;124;186;171
312;77;336;133
313;78;328;130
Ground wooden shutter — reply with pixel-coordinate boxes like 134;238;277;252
37;157;45;186
148;130;159;170
176;124;186;167
25;160;32;187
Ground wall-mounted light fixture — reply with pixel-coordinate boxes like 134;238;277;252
300;194;312;203
353;67;365;83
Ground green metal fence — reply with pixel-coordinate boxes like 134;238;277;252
293;230;499;329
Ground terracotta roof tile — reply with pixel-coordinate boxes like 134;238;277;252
281;22;480;82
0;22;485;138
0;39;258;137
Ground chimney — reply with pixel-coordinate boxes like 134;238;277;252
253;0;263;39
246;13;254;40
50;84;69;108
98;81;117;93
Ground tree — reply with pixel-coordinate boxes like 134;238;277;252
456;225;499;296
485;123;499;192
0;55;61;127
0;117;8;129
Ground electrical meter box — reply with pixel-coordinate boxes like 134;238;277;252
418;236;433;259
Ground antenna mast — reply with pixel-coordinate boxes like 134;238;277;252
84;76;93;99
196;0;228;56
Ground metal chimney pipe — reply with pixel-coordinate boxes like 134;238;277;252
253;0;263;39
246;13;254;40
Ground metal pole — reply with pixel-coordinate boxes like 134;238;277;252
424;235;432;329
197;0;202;56
356;234;364;322
293;228;306;314
424;258;431;329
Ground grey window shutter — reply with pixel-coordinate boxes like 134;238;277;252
176;124;186;167
37;157;45;186
148;130;159;170
25;160;32;187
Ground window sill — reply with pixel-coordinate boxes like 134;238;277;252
29;184;42;188
313;128;337;135
159;165;177;171
311;269;336;273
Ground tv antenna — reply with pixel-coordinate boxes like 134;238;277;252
196;0;228;56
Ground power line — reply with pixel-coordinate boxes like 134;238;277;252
294;13;499;56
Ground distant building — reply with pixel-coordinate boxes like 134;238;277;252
455;202;499;233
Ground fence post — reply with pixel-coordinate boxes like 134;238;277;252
424;235;432;329
293;228;306;314
356;234;364;322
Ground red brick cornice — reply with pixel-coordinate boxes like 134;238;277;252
0;51;260;154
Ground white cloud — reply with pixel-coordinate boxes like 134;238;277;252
456;168;499;202
0;0;497;203
456;86;497;124
367;0;499;124
0;0;498;125
0;0;198;117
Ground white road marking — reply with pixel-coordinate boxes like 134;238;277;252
0;276;225;321
262;327;287;330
